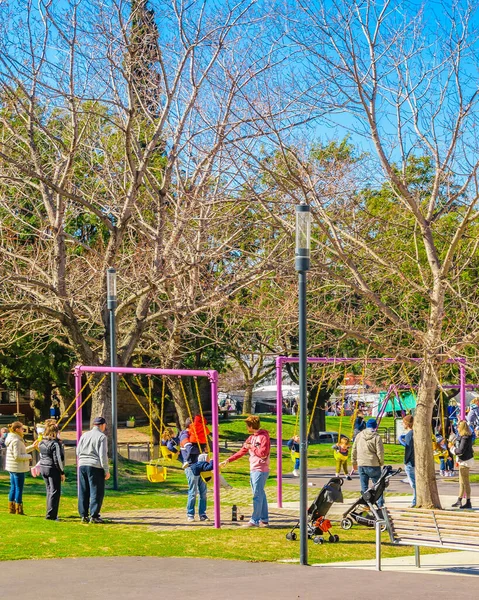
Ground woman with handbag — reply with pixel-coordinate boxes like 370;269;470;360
39;420;65;520
5;421;38;514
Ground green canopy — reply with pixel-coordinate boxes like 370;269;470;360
379;391;416;413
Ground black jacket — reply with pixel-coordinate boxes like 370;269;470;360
39;438;65;474
403;430;415;467
455;435;474;462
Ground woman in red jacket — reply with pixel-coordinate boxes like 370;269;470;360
220;415;271;527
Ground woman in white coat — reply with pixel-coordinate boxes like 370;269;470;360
5;421;38;515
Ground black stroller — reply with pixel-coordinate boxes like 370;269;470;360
340;465;401;531
286;477;344;545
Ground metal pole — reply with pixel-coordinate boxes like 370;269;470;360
459;359;466;421
210;374;221;529
109;305;118;491
375;519;383;571
298;270;308;566
75;371;82;489
276;357;283;508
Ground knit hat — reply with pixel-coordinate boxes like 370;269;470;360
198;453;208;463
93;416;106;426
366;418;378;429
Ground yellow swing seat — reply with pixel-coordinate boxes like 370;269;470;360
333;450;348;462
146;461;167;483
160;445;179;463
200;471;214;483
290;450;301;463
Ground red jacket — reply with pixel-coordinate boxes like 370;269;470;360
227;429;270;472
188;415;210;445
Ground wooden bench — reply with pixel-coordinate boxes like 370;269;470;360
377;507;479;571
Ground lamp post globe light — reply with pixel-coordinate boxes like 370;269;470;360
106;267;118;491
295;201;311;566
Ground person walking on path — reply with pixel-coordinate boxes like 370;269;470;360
5;421;38;515
76;416;110;523
451;419;474;509
398;415;416;507
352;418;385;507
39;420;65;520
220;415;271;528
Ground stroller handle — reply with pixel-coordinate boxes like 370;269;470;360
384;465;402;477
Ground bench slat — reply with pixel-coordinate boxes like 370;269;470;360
392;520;479;532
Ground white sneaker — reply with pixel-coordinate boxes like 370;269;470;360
292;469;300;477
187;516;195;522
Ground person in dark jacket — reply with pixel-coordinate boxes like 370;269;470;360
398;415;415;507
450;420;474;509
185;452;211;522
353;410;367;440
39;419;65;520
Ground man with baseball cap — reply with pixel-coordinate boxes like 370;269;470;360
76;416;110;523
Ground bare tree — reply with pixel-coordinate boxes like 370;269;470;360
255;0;479;507
0;0;291;426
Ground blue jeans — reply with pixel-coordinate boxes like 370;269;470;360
250;470;269;525
405;463;416;507
294;458;300;470
9;472;26;503
358;466;384;508
185;467;207;517
78;465;105;519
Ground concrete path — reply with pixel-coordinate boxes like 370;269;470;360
320;549;479;577
2;557;476;600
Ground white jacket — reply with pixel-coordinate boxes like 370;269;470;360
5;433;32;473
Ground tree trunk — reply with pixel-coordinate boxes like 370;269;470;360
308;386;327;441
168;378;191;429
243;380;254;414
414;361;441;508
90;374;111;429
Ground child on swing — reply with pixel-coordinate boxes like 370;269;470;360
434;434;454;477
332;436;352;480
286;434;300;477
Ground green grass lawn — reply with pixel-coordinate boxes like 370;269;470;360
0;458;428;564
0;415;435;564
0;439;422;565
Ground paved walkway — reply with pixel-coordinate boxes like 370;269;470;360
3;557;477;600
321;549;479;577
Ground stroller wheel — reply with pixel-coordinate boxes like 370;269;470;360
340;517;353;530
328;535;336;543
313;536;324;545
334;534;340;542
286;532;297;541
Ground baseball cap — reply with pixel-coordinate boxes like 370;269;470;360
93;416;107;426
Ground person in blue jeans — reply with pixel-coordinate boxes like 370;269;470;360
5;421;38;515
185;453;210;522
399;415;416;507
352;418;385;508
220;415;271;527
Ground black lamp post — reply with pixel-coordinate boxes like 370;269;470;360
295;201;311;566
107;267;118;491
